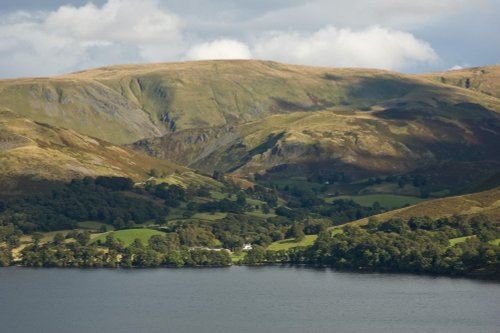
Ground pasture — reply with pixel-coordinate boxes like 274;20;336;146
92;229;166;247
267;235;318;251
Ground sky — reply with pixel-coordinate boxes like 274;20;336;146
0;0;498;78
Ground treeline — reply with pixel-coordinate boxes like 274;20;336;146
0;174;379;235
19;232;231;268
275;198;380;225
0;176;278;234
0;224;22;266
167;214;329;251
244;215;500;277
2;211;498;276
0;177;168;232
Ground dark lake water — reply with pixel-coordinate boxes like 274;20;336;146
0;266;499;333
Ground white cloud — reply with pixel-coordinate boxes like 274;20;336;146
448;64;474;71
186;39;252;60
0;0;182;77
0;1;443;78
252;25;438;70
183;25;438;70
45;0;180;44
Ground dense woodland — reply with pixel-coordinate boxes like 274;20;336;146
0;176;498;277
0;176;379;233
245;215;500;277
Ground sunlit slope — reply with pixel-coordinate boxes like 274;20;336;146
348;186;500;225
420;65;500;99
0;78;164;144
0;109;188;193
134;101;500;187
75;61;500;133
2;60;499;190
2;60;500;146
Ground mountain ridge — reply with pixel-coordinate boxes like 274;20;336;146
2;60;499;144
1;60;499;196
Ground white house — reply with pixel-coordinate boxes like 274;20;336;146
242;243;253;251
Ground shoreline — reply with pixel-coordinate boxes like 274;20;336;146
3;262;499;282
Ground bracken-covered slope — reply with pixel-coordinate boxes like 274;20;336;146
349;186;500;225
0;109;188;194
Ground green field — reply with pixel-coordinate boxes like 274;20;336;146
489;238;500;246
449;236;500;246
267;235;318;251
92;229;166;247
326;194;426;209
331;229;344;236
230;252;246;263
244;210;276;219
191;212;228;221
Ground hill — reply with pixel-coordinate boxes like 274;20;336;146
0;109;189;194
0;77;163;144
421;65;500;99
133;104;500;191
1;61;497;275
1;60;499;195
1;60;499;145
348;186;500;226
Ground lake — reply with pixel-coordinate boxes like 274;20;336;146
0;266;498;333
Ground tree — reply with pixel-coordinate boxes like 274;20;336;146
0;248;12;267
32;232;43;247
165;251;184;267
95;176;133;191
75;231;90;246
53;233;65;245
105;234;124;251
149;168;160;177
212;171;224;181
287;223;305;241
236;192;247;206
113;217;125;229
244;246;267;264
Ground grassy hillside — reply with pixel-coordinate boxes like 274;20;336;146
347;186;500;226
2;60;499;146
0;109;191;193
134;104;500;193
267;235;318;251
1;60;499;196
92;229;166;247
0;78;164;144
421;65;500;99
